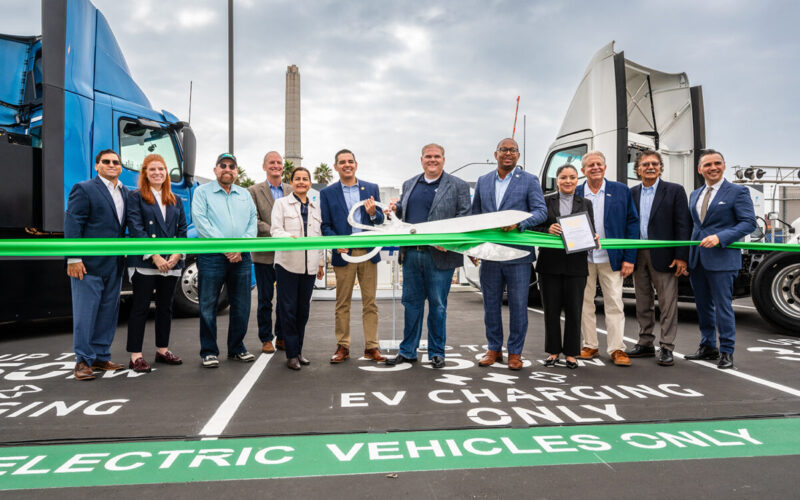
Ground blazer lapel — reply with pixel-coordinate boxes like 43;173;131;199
650;181;666;220
94;176;121;228
152;199;168;233
705;180;731;222
497;169;520;211
429;174;451;215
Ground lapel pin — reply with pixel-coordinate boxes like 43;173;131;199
361;186;365;190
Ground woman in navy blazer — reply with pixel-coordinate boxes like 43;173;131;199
126;154;187;373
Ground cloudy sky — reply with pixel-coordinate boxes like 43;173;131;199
5;0;799;186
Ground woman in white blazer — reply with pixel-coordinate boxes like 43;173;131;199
271;167;325;370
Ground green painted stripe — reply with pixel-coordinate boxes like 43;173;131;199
0;418;798;490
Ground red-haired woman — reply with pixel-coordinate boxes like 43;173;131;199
126;154;187;372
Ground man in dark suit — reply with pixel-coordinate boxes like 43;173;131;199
249;151;292;354
321;149;386;364
685;149;756;369
575;151;639;366
471;138;547;370
386;143;471;369
65;149;129;381
626;150;692;366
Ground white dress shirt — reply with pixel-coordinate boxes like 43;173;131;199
583;179;609;264
695;178;725;219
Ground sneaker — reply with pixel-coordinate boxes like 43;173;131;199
202;355;219;368
228;351;255;362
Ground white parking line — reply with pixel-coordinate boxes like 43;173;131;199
199;353;273;437
527;306;800;398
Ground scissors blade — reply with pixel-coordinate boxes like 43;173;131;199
408;210;532;234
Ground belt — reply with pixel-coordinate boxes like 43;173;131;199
408;246;429;252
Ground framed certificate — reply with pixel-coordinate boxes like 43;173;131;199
557;211;598;254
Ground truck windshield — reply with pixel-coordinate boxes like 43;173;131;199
119;119;182;182
542;144;587;193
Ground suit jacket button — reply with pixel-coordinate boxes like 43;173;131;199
149;221;154;224
152;234;157;238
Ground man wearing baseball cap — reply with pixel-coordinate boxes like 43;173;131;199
191;153;258;368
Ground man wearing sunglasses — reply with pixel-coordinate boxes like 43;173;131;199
65;149;129;381
191;153;258;368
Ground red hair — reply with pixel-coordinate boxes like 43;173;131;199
139;154;177;206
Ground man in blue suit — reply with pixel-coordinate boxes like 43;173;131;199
472;138;547;370
386;143;471;369
65;149;129;380
576;151;639;366
626;150;692;367
685;149;756;369
321;149;386;364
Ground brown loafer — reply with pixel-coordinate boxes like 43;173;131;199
262;341;275;353
507;353;523;371
275;339;286;351
128;357;152;373
364;348;386;362
478;350;503;367
611;350;631;366
330;345;350;363
74;361;95;381
578;347;599;360
91;360;124;371
154;350;182;365
287;358;301;370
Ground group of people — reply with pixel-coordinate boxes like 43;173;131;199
64;140;756;380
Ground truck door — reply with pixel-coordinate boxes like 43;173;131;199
112;114;192;225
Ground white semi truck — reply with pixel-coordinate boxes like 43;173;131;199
464;42;800;335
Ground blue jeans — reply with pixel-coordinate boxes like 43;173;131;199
689;266;737;353
197;253;252;358
254;263;281;342
71;264;122;365
479;261;531;355
399;249;454;359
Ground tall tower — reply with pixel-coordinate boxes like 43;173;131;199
285;65;302;167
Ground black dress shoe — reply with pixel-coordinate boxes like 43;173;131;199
684;345;720;360
386;354;417;366
657;348;674;366
543;357;558;367
431;356;445;369
626;344;656;357
565;360;578;369
286;358;301;370
298;354;310;366
717;352;734;369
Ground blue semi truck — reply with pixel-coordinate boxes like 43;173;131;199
0;0;205;322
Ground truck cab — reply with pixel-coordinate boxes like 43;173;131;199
0;0;198;322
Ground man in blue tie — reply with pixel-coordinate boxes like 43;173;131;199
471;138;547;370
685;149;756;369
65;150;129;380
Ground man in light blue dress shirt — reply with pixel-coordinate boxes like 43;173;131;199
192;153;258;368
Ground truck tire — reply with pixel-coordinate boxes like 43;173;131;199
172;256;229;317
751;252;800;336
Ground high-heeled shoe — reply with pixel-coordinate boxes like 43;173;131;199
543;356;559;367
565;359;578;369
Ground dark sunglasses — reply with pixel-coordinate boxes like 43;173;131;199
100;159;121;165
218;163;237;170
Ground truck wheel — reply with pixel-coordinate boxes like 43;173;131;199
172;257;230;317
751;252;800;337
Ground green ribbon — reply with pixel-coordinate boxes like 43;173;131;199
0;230;797;256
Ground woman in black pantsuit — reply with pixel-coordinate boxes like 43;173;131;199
126;154;187;373
534;164;596;369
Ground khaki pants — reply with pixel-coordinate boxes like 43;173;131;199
334;249;379;350
582;261;626;355
632;249;678;350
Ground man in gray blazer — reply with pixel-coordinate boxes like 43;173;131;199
248;151;292;354
386;143;471;369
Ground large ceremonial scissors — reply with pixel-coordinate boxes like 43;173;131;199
340;200;534;263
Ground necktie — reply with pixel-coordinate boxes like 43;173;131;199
699;187;713;223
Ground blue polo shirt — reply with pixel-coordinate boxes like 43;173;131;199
406;175;441;224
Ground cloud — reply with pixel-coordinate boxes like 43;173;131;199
177;8;217;29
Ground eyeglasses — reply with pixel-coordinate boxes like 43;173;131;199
218;163;237;170
640;161;661;167
100;159;121;166
497;147;519;154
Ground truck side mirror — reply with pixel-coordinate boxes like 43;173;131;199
174;121;196;185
